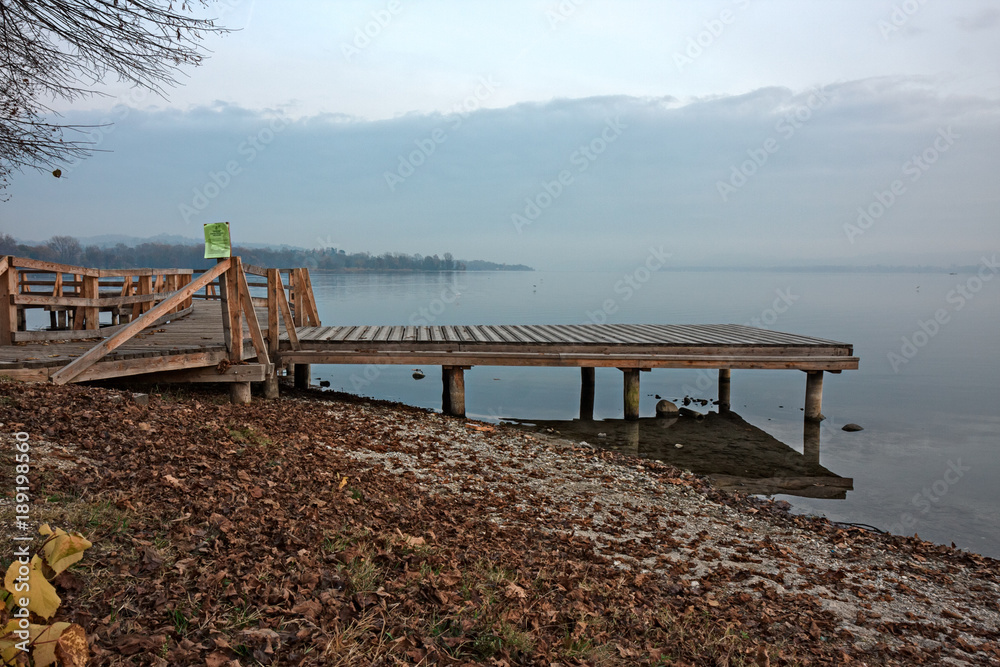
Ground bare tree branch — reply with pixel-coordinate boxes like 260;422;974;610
0;0;229;196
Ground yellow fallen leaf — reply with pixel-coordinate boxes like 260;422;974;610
4;556;61;620
28;622;88;667
338;476;348;490
39;525;92;576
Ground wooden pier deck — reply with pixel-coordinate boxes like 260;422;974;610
0;255;859;419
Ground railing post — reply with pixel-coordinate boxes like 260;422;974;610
0;257;15;345
218;257;248;404
218;258;243;363
264;268;281;398
82;274;99;330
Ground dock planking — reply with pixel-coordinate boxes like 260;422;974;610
279;323;857;371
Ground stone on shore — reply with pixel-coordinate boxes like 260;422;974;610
655;399;678;416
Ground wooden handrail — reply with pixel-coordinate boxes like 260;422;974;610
11;257;194;278
51;259;233;385
236;258;270;366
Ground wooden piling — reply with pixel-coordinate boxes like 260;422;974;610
230;381;252;405
622;368;640;421
442;366;466;417
805;371;824;421
580;367;595;420
263;374;280;399
294;363;311;389
718;368;731;414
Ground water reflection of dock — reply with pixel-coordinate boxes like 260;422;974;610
511;412;853;500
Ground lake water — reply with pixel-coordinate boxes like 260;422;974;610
303;269;1000;557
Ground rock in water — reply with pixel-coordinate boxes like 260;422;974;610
319;380;331;388
412;370;426;380
842;423;864;432
656;399;678;416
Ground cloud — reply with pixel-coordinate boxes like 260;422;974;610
6;78;999;270
955;8;1000;32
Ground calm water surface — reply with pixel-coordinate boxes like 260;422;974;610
306;269;1000;557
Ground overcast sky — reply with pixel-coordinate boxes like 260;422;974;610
4;0;999;269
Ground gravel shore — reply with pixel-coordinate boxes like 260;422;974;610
317;396;1000;665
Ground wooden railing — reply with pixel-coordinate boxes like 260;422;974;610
0;256;321;351
0;257;195;344
189;265;321;327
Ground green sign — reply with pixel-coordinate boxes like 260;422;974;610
204;222;231;259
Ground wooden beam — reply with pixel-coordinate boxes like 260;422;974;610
218;258;242;363
275;275;300;350
49;259;231;385
12;306;192;343
12;257;100;277
13;293;166;308
236;258;270;366
118;363;273;384
266;269;280;356
299;268;320;326
278;350;859;371
0;258;15;346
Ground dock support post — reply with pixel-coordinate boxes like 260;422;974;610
442;366;466;417
230;381;252;405
804;371;824;421
718;369;731;414
622;368;640;421
580;367;595;420
263;373;280;399
294;364;311;389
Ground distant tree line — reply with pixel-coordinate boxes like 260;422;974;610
0;234;532;272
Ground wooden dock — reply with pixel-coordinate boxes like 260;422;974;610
0;255;859;419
